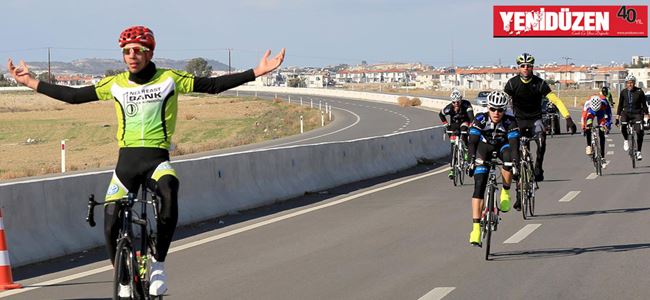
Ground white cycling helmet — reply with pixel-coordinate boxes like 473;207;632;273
625;74;636;82
487;91;510;109
450;89;462;102
589;95;602;111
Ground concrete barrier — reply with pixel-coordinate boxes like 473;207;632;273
0;87;450;267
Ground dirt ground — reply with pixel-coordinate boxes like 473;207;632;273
0;91;327;180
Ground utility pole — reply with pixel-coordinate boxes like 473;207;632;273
228;48;232;74
47;47;52;83
560;56;572;95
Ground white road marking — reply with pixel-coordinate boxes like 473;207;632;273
418;287;456;300
1;166;453;298
504;224;542;244
559;191;581;202
606;151;614;155
608;144;615;148
586;173;598;180
607;139;613;142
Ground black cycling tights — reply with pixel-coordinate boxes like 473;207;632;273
104;148;179;264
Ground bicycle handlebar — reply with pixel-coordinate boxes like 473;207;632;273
86;192;156;228
86;194;97;227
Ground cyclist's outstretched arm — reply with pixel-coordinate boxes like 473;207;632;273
7;58;98;104
192;48;286;94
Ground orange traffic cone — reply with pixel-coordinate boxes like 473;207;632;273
0;209;21;290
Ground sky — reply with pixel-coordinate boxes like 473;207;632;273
0;0;648;70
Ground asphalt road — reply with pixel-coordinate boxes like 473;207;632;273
177;91;438;160
4;109;650;299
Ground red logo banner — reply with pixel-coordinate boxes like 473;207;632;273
493;5;648;37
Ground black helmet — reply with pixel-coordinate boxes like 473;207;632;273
601;86;609;95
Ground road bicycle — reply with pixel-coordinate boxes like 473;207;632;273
623;120;642;168
477;152;509;260
87;183;163;300
447;130;468;186
588;124;605;176
517;136;538;220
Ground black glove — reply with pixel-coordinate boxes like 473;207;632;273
566;117;577;135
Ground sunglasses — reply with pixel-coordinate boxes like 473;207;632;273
519;63;533;68
122;46;150;55
488;107;505;113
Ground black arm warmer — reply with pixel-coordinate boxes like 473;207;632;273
438;111;447;123
36;82;99;104
193;69;256;94
468;134;480;158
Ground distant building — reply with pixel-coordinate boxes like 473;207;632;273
632;56;650;66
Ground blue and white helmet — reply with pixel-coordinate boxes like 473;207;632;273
625;74;636;82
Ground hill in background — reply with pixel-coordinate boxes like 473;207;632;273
24;58;230;75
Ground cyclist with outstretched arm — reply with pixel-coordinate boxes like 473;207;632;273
467;91;520;246
504;53;576;210
7;25;285;297
615;74;648;161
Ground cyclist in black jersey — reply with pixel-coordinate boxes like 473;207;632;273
615;74;649;160
439;89;474;178
467;91;520;246
7;25;285;297
504;53;576;191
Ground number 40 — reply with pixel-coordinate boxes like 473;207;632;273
617;6;637;23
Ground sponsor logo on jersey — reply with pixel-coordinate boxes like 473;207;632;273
107;184;120;196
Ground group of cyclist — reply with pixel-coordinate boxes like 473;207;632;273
440;53;648;246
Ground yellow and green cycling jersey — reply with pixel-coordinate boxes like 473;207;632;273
94;69;194;149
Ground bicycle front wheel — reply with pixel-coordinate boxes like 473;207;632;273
631;131;637;169
114;239;139;300
520;166;529;220
485;186;495;261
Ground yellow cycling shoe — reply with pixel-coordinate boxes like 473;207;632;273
500;188;511;212
469;224;481;246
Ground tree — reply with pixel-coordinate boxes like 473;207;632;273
287;77;306;88
105;69;123;76
37;72;56;84
185;58;213;77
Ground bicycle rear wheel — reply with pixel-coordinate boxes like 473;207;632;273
628;129;636;169
596;139;603;176
114;239;143;300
